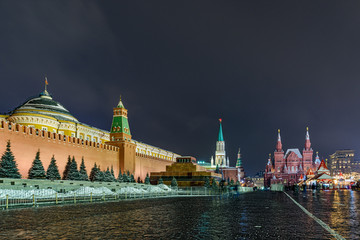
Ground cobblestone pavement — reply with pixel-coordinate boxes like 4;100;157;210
0;191;356;239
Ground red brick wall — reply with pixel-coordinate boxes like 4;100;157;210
0;122;120;178
135;153;174;181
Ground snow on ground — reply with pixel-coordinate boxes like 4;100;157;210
0;184;172;199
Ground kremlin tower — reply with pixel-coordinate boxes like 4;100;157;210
211;119;229;168
207;119;244;182
236;148;245;180
107;96;136;174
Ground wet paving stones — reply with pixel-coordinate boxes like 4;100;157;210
0;191;358;239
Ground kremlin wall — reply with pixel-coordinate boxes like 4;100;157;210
0;84;181;181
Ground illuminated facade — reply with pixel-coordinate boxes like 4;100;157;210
0;81;181;180
328;150;355;176
264;128;320;187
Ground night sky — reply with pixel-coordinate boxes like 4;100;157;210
1;1;360;175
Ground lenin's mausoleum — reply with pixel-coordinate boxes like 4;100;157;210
0;83;181;180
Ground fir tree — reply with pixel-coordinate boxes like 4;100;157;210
89;163;99;181
144;173;150;184
204;177;211;188
104;167;114;182
62;156;72;180
79;157;88;181
110;166;115;178
130;174;135;183
137;176;141;183
158;177;163;184
0;140;21;178
171;177;178;187
123;172;129;182
117;168;124;182
94;170;105;182
66;156;80;180
28;150;46;179
215;164;220;173
46;155;61;180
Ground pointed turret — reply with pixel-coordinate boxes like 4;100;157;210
117;95;125;108
215;119;226;167
110;96;131;141
236;148;243;168
267;153;271;165
276;129;282;152
305;127;311;150
265;153;272;173
314;151;321;165
218;119;224;141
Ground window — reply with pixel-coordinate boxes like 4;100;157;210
42;127;48;131
71;133;75;137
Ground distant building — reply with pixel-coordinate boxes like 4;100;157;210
264;128;321;187
352;158;360;174
150;156;222;186
247;171;265;188
328;150;355;176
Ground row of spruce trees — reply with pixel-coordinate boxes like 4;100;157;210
0;140;156;183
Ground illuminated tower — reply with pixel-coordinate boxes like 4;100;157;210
236;148;245;181
314;151;321;168
236;148;242;168
302;127;313;171
107;97;136;173
265;153;272;173
274;129;284;173
215;119;227;167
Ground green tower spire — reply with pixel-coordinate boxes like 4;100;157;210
110;96;131;137
218;119;224;141
236;148;242;168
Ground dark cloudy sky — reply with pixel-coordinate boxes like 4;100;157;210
1;1;360;175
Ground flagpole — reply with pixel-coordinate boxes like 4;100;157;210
45;77;48;91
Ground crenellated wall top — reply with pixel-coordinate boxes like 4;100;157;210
0;120;119;152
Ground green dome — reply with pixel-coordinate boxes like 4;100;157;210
10;90;78;122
